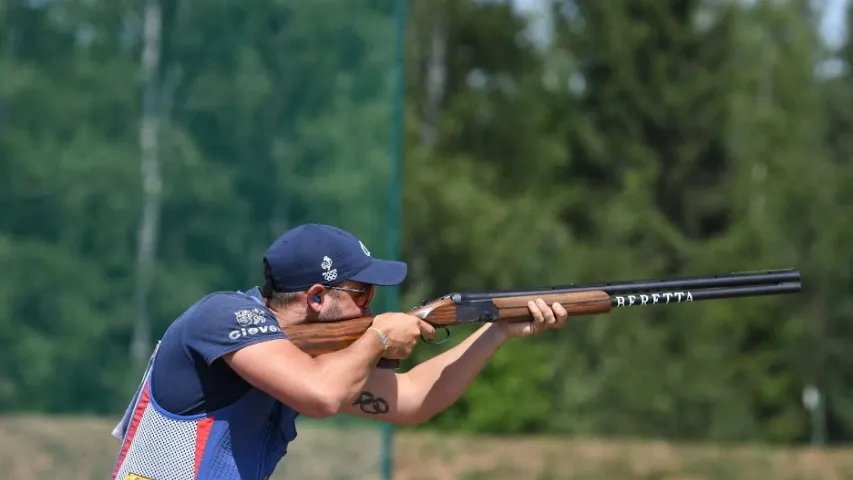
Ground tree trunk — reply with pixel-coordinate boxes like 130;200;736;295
131;0;163;365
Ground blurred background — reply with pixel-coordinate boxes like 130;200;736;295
2;0;853;478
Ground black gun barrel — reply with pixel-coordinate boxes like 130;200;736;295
455;269;801;302
609;282;801;308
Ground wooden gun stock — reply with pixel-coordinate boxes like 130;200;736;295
281;269;802;369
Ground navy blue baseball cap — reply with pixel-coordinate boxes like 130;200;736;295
262;224;408;292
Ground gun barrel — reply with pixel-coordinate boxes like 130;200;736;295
609;281;801;308
454;269;801;302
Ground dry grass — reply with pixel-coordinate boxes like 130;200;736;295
393;431;853;480
1;415;853;480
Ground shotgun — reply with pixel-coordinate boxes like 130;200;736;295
281;268;802;369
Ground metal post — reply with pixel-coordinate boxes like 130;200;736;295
802;385;827;446
381;1;408;478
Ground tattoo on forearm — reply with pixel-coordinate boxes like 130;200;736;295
353;391;389;415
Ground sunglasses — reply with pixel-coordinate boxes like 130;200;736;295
328;284;375;307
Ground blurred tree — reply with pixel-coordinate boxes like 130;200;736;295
547;0;748;441
545;0;830;444
815;0;853;443
0;0;407;413
721;0;839;444
0;0;144;412
400;0;580;433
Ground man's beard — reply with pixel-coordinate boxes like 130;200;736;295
317;299;343;322
317;299;371;322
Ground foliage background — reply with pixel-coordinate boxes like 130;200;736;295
1;0;852;459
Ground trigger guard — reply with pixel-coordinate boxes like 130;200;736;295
422;326;451;345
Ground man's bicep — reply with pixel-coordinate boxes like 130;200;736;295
341;369;420;424
223;338;330;417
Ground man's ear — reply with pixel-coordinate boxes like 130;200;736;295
305;284;325;313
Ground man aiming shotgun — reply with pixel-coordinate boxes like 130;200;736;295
110;223;801;480
110;223;570;480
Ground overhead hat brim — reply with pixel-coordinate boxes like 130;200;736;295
349;258;408;286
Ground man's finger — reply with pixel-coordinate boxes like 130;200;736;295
528;300;545;324
536;298;556;324
552;302;568;327
552;302;568;319
418;320;436;340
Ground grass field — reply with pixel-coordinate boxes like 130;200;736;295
2;415;853;480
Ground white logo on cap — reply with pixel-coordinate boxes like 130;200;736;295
321;256;338;281
359;241;371;257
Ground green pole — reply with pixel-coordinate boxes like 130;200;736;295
381;0;408;479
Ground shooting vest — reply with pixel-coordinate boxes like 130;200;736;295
110;313;299;479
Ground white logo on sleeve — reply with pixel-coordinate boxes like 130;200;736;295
234;308;267;326
228;324;281;340
229;308;281;340
321;256;338;281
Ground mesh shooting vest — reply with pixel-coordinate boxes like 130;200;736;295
110;342;299;480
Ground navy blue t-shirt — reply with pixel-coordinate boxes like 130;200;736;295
151;287;289;415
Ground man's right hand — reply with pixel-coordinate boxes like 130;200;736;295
371;312;435;359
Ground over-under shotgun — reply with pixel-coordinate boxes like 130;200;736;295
282;269;802;369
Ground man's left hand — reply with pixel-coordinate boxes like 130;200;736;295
499;298;569;339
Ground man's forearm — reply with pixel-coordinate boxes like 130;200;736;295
312;331;385;413
402;323;509;422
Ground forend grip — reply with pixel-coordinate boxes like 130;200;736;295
412;290;613;325
487;290;613;321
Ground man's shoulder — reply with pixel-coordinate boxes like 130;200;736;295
181;289;271;324
163;288;286;366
